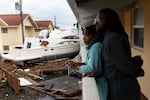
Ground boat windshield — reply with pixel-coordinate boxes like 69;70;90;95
14;46;23;49
62;35;79;39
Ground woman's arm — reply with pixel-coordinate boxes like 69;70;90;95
79;43;102;73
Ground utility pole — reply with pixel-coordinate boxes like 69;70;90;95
15;0;24;44
54;15;56;28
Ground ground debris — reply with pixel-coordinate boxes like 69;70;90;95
0;58;81;100
28;58;68;76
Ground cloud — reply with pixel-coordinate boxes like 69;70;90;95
0;0;77;28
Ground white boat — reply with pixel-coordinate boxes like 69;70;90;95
1;29;80;63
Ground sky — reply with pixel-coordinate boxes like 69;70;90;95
0;0;77;28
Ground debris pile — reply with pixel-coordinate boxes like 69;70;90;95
0;58;81;100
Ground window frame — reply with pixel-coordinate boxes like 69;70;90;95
132;6;144;51
3;45;9;51
1;28;8;33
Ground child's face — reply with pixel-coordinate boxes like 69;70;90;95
83;33;93;45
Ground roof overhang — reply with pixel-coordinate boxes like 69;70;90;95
67;0;136;26
0;26;19;28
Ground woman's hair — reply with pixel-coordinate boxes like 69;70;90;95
99;8;128;37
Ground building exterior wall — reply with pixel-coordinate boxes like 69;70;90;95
25;26;35;37
0;20;7;52
0;28;3;52
24;18;36;37
1;27;22;49
141;0;150;99
24;18;33;26
120;0;150;99
0;17;36;52
48;24;54;32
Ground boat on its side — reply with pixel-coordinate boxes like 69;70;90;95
1;29;80;64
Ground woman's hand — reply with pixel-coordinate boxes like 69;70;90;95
65;60;77;68
65;60;85;70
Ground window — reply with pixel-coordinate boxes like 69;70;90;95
132;6;144;50
62;35;79;39
1;28;8;33
3;45;9;50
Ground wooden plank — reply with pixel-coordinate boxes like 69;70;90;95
0;66;20;93
27;73;45;80
82;77;100;100
40;67;67;73
51;89;67;92
0;70;5;81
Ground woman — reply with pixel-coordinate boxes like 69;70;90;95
71;24;108;100
96;8;140;100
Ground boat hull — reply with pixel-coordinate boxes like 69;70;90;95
1;44;80;62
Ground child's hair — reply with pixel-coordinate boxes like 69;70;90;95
82;25;96;35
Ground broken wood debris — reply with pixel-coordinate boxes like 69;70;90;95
0;63;40;93
27;73;45;80
0;65;20;93
27;75;81;99
0;63;16;81
0;58;81;99
28;58;68;76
